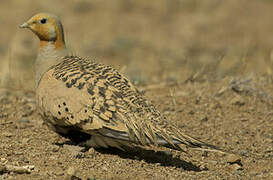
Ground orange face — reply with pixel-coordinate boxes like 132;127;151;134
20;13;65;49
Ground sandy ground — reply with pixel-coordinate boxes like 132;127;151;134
0;0;273;179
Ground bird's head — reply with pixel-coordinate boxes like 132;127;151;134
20;13;65;49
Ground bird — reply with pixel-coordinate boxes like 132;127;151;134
20;13;223;153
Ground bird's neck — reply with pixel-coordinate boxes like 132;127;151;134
35;40;68;87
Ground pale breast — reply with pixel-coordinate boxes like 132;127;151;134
36;66;129;135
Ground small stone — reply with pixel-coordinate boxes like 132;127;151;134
256;173;265;178
231;95;245;106
101;166;108;171
51;145;60;152
250;171;259;176
231;164;243;171
199;164;209;170
163;112;170;116
65;167;81;180
200;116;208;122
24;165;35;171
55;171;64;176
17;118;30;123
85;147;98;158
87;148;95;154
234;169;244;176
3;132;12;137
14;151;23;155
67;166;76;176
4;164;34;174
208;160;218;165
226;154;242;165
22;138;30;144
239;150;247;156
0;158;7;163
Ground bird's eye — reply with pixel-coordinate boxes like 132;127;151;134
40;18;47;24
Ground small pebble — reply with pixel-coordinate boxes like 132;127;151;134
208;160;217;165
3;132;12;137
231;164;243;171
22;138;30;144
249;171;259;176
14;151;23;155
231;95;245;106
17;118;30;123
66;167;76;176
226;154;242;165
234;169;244;176
55;171;64;176
51;145;60;152
239;150;247;156
0;158;7;163
102;166;108;171
87;148;95;154
199;164;209;171
200;116;208;122
65;166;81;180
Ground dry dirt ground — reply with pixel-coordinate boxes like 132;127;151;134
1;0;273;179
1;76;273;179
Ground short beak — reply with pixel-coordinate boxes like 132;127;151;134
19;22;29;28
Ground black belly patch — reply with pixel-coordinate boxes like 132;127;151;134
57;127;91;144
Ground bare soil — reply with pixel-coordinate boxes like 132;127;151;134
1;0;273;179
1;76;273;179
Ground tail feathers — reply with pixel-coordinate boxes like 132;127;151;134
156;133;228;154
98;127;227;154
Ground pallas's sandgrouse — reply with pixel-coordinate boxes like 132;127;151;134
20;13;219;152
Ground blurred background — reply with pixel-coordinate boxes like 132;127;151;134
1;0;273;90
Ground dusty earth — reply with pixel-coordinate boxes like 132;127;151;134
1;76;273;179
1;0;273;179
